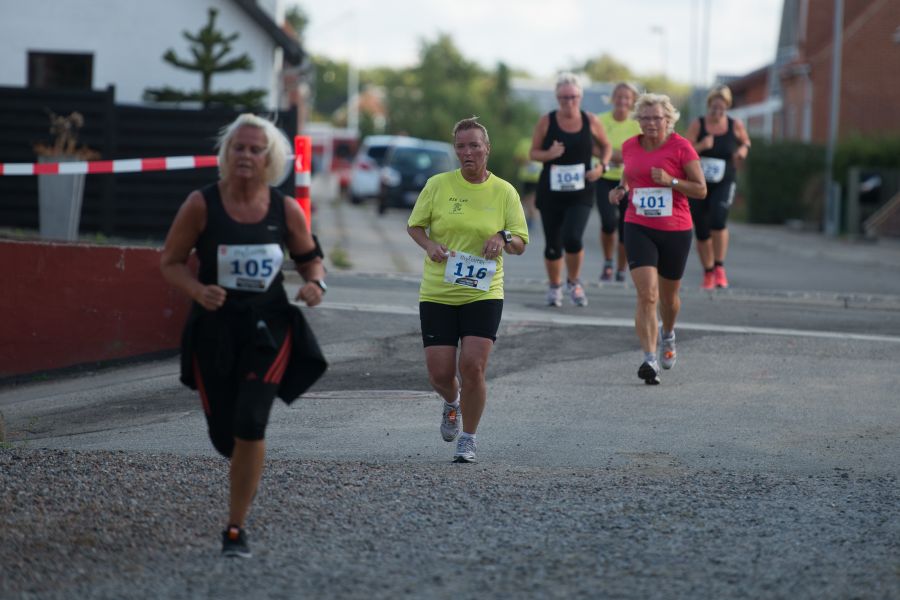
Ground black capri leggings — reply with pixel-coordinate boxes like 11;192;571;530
539;201;593;260
624;222;693;281
689;180;736;241
595;178;626;239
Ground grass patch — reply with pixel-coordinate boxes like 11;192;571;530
329;245;353;270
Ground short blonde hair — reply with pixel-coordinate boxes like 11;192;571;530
452;116;490;147
216;113;291;185
555;72;583;94
633;93;680;134
706;85;733;108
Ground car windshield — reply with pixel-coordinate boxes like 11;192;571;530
367;145;390;165
390;148;452;174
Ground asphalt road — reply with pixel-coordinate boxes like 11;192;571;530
2;181;899;599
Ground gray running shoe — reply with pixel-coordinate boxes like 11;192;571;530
567;279;588;307
638;360;661;385
546;284;563;307
660;334;676;370
440;402;461;442
615;270;627;282
453;436;477;463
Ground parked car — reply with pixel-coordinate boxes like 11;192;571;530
348;135;408;204
377;138;458;214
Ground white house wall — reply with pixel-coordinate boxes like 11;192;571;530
1;0;282;107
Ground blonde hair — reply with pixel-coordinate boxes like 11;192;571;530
555;72;584;94
452;116;490;147
706;84;733;108
216;113;291;185
633;93;680;134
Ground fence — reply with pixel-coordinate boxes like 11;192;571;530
0;85;296;239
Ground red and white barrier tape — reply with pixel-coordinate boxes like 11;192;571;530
0;155;223;176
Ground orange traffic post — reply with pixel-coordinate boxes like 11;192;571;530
294;135;312;231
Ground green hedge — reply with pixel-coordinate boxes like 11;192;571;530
742;140;825;224
743;136;900;225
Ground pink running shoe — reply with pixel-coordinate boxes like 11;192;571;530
714;265;729;289
701;270;715;290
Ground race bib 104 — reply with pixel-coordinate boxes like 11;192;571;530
700;157;727;183
217;243;283;292
631;187;674;218
443;250;497;292
550;163;585;192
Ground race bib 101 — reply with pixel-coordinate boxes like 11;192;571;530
631;187;674;218
550;163;585;192
443;250;497;292
217;243;283;292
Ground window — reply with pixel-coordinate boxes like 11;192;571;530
28;52;93;90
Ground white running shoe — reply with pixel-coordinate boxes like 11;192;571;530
546;284;563;307
453;435;477;463
660;334;676;370
440;402;461;442
567;280;588;307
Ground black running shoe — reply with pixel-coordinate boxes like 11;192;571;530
221;525;251;558
638;360;661;385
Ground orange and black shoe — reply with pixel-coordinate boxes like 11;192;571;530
222;525;251;558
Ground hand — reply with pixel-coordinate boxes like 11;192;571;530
608;186;626;205
698;134;714;151
426;240;450;263
296;282;324;307
733;145;749;165
586;165;604;182
482;234;504;260
547;140;565;160
194;284;226;311
650;167;673;186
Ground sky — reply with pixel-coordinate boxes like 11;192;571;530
292;0;784;86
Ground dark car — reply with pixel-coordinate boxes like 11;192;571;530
377;139;458;214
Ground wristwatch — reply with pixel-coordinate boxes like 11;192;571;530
311;279;327;294
498;230;513;245
671;178;680;187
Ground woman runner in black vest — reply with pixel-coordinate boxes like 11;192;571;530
161;114;327;558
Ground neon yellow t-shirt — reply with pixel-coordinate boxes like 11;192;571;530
598;110;642;181
408;169;529;305
515;138;541;184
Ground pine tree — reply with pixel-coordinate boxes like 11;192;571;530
144;8;267;109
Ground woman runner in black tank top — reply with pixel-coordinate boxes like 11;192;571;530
160;114;328;558
529;73;611;308
685;85;751;290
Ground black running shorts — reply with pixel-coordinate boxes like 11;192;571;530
419;300;503;347
624;222;693;281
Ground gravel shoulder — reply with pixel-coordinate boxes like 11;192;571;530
3;449;898;600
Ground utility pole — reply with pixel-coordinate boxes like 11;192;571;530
824;0;844;236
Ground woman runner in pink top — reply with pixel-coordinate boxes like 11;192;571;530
608;94;707;384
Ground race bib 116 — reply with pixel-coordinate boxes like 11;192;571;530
443;250;497;292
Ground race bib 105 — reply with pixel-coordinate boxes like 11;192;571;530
217;243;283;292
700;157;727;183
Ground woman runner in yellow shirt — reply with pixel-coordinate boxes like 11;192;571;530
407;117;528;463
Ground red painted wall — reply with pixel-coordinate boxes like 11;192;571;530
0;240;191;378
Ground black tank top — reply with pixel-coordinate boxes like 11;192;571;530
537;110;595;205
697;116;738;183
195;183;287;302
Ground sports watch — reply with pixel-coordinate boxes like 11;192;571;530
311;279;327;294
671;178;680;187
498;230;513;245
